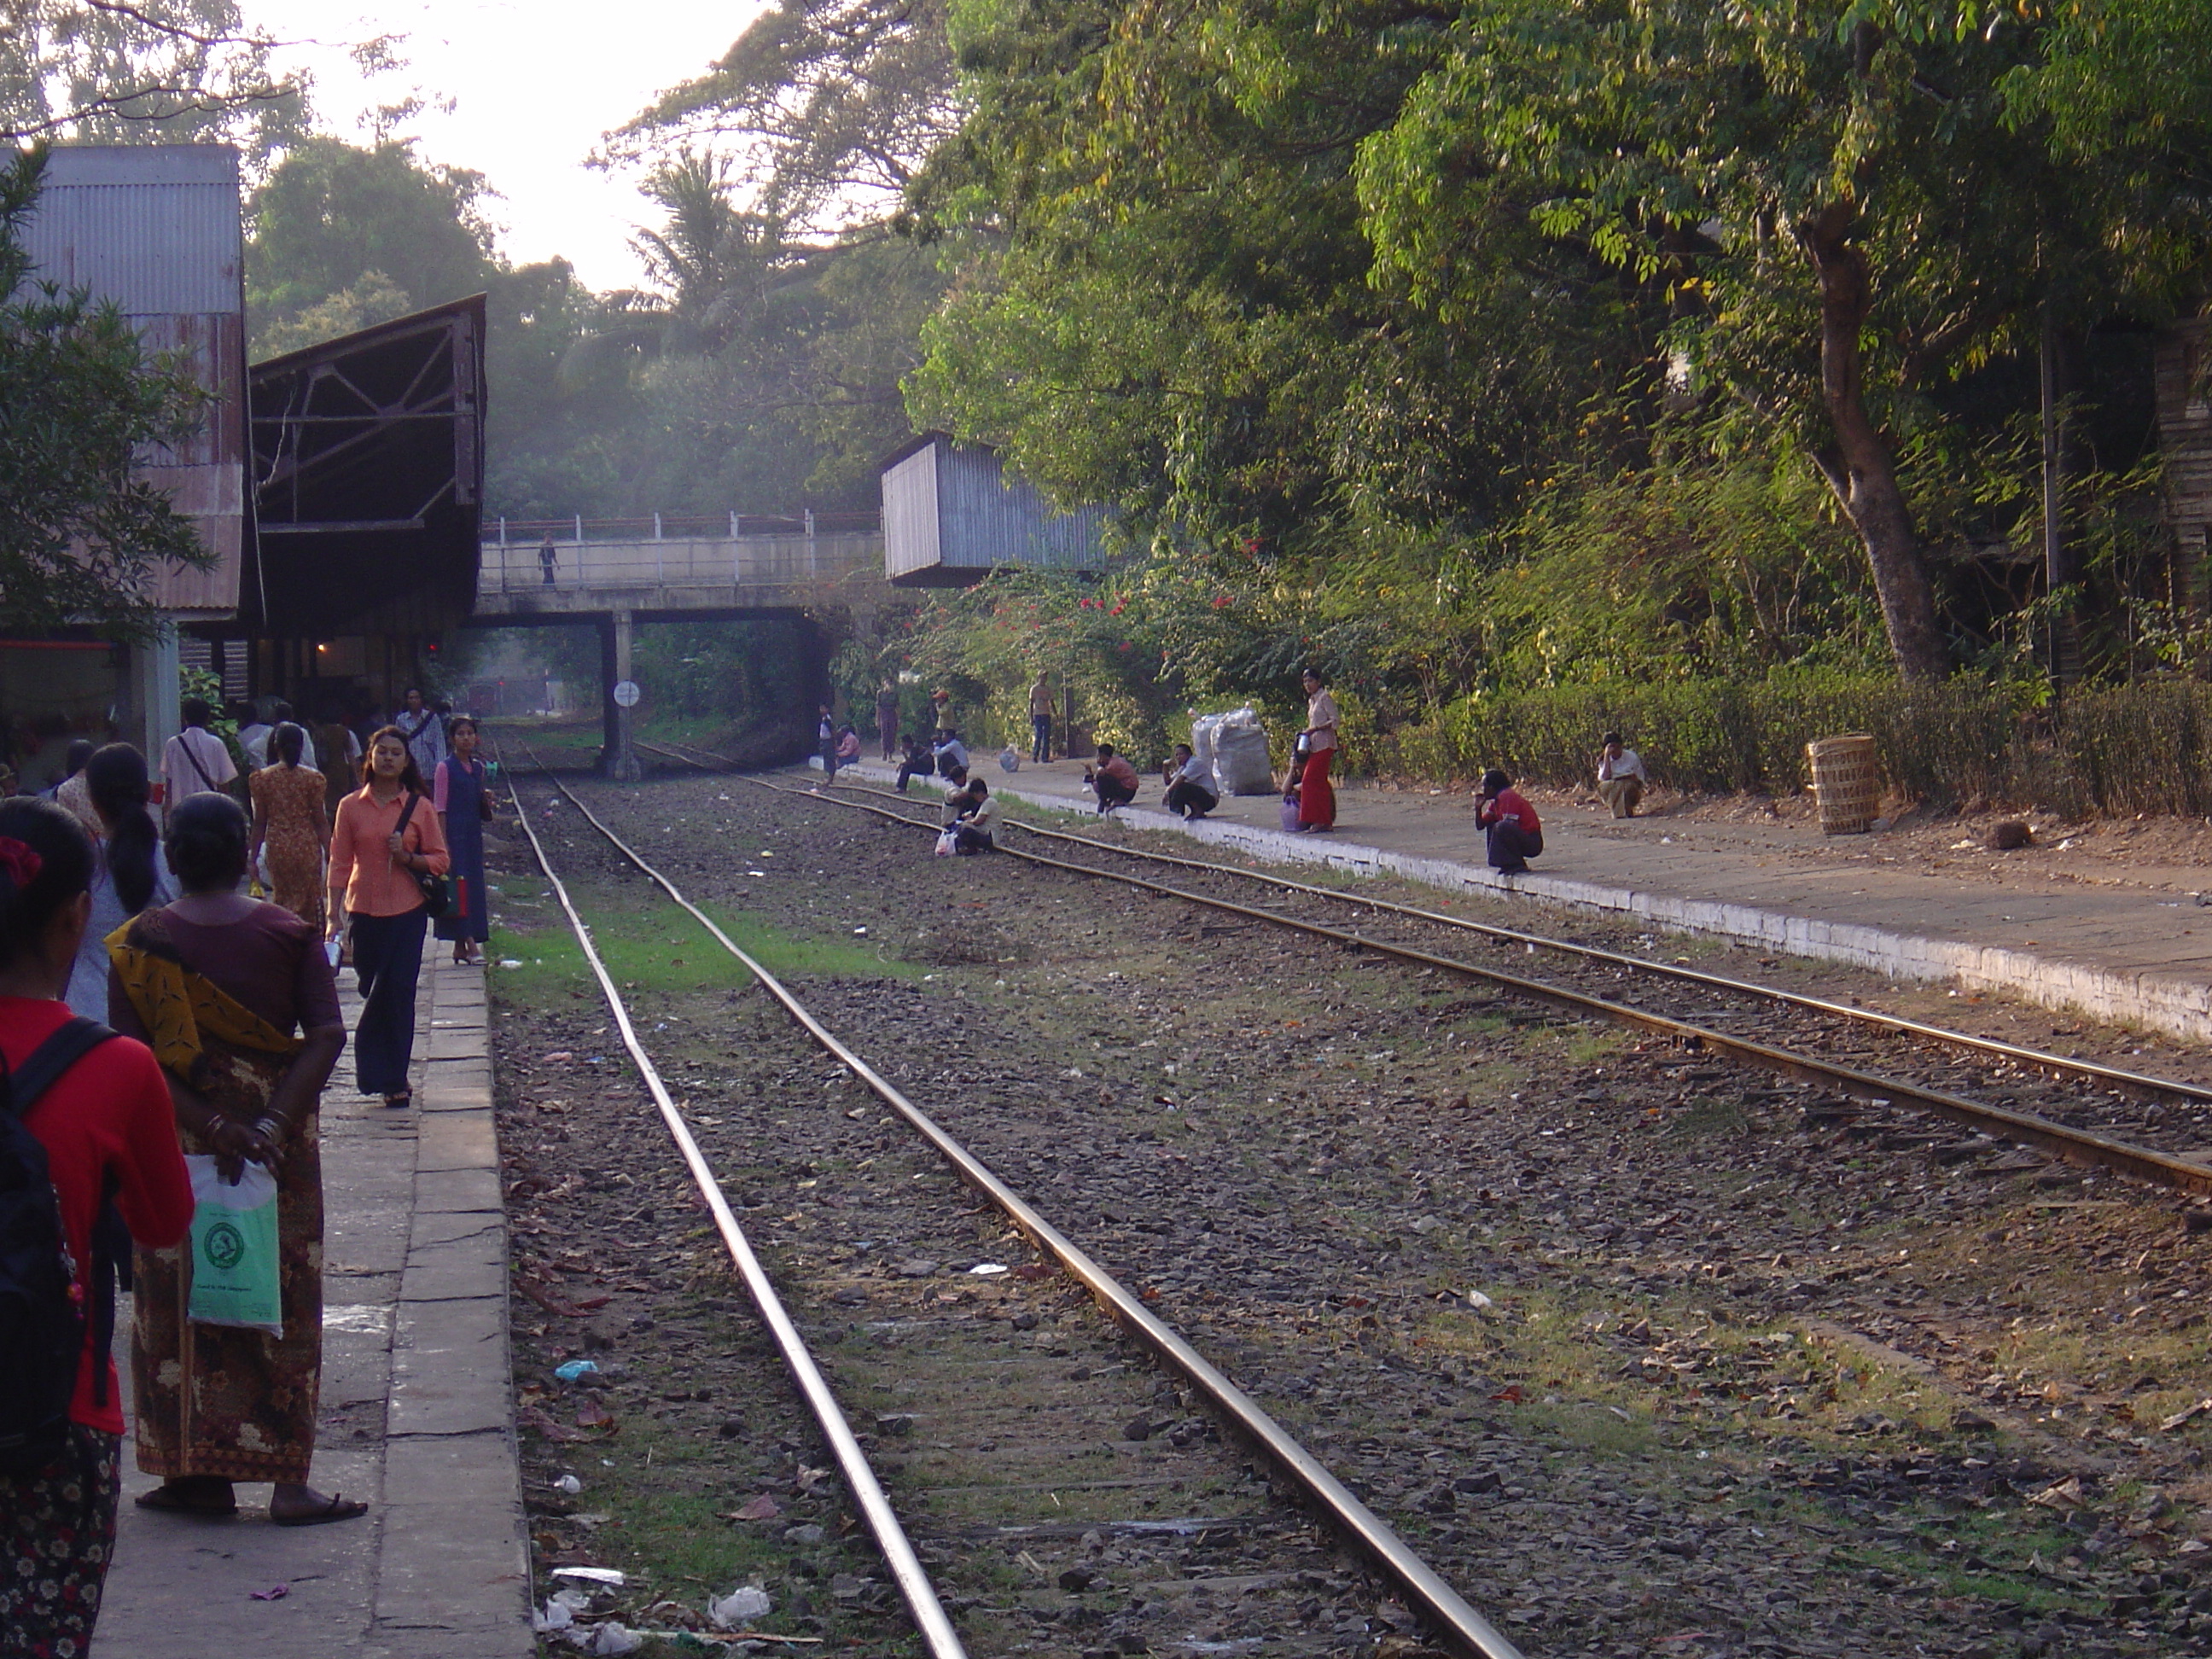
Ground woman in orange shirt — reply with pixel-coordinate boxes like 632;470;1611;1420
326;727;449;1109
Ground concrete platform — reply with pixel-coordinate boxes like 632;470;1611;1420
95;956;532;1658
824;753;2212;1045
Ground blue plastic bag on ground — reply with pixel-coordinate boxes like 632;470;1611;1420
185;1154;283;1336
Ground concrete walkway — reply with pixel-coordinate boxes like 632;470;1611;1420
96;957;532;1659
833;754;2212;1045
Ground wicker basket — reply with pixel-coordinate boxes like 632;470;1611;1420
1806;733;1880;835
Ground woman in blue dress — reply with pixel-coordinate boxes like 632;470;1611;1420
432;716;492;965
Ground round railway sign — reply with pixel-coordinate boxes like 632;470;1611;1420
612;680;641;707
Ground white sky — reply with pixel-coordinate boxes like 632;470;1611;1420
252;0;763;290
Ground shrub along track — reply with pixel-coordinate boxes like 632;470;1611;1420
498;754;2212;1657
492;757;1508;1659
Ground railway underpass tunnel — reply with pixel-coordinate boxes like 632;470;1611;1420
585;608;833;779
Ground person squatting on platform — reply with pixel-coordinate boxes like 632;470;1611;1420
1476;768;1544;874
934;729;971;787
1596;731;1649;818
1162;743;1219;819
1296;667;1337;832
1086;744;1138;813
0;798;193;1656
114;794;362;1529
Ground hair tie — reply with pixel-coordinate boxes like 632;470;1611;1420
0;837;43;889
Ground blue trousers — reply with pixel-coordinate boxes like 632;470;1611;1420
352;907;428;1094
1031;714;1052;763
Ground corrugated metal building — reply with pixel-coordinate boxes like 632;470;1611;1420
10;143;249;772
19;145;248;618
881;434;1108;585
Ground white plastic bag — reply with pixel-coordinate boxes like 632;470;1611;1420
185;1154;282;1335
933;828;958;857
1208;707;1275;795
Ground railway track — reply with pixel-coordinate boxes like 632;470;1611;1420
636;738;2212;1201
500;740;1523;1658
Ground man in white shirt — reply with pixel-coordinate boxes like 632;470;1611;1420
394;686;447;780
161;697;237;824
1596;731;1650;818
236;703;274;771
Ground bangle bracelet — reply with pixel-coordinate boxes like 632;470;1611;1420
253;1115;285;1141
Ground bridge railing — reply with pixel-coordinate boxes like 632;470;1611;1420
488;511;882;544
479;527;882;594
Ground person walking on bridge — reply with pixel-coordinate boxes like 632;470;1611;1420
538;533;558;585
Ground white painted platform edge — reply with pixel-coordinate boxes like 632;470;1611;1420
807;755;2212;1044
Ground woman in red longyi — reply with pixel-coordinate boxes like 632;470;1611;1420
1296;666;1338;832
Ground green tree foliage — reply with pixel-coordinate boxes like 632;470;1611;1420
0;148;212;636
608;0;958;234
892;0;2212;723
905;0;1650;554
245;136;496;346
0;0;303;154
1353;0;2212;679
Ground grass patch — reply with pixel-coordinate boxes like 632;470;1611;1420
487;877;921;1007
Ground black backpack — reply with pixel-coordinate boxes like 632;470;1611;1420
0;1016;122;1473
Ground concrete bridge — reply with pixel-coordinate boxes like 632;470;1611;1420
472;519;882;779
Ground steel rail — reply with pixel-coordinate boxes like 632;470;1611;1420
520;748;1528;1659
659;742;2212;1112
498;750;971;1659
686;756;2212;1200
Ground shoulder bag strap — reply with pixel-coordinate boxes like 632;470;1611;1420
179;731;221;793
6;1016;118;1118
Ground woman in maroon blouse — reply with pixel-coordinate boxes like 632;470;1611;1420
109;794;357;1526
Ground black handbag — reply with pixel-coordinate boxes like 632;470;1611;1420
393;793;451;918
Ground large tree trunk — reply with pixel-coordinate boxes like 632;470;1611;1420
1802;203;1949;683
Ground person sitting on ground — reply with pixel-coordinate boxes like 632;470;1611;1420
835;725;861;771
1162;742;1219;820
934;728;970;787
1476;768;1543;875
952;779;1000;854
894;735;934;793
1086;743;1139;813
1595;731;1650;818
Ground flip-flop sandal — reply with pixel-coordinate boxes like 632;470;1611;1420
382;1091;412;1109
271;1493;369;1527
136;1484;237;1516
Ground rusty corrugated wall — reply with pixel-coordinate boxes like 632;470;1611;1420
17;145;247;619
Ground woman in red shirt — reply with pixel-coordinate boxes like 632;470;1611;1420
325;726;449;1109
1476;768;1544;875
0;798;192;1657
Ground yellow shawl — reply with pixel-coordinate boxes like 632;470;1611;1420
107;910;302;1086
